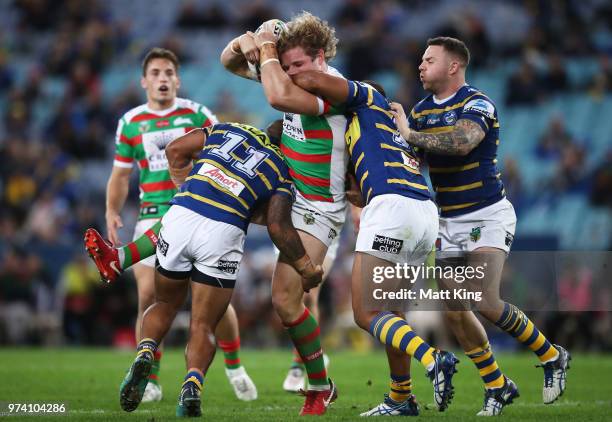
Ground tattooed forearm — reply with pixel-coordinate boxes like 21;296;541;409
405;119;485;156
266;193;307;262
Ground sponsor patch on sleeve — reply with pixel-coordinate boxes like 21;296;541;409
463;98;495;120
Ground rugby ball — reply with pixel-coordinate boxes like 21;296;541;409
247;19;288;81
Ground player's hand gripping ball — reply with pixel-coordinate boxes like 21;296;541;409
247;19;288;80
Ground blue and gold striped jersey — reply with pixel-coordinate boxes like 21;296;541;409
170;123;294;232
344;80;431;205
408;85;504;217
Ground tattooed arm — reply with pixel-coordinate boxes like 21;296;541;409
266;192;324;291
389;102;485;156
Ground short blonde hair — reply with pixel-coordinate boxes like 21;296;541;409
277;11;338;61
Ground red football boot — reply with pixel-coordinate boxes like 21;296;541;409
84;228;122;283
299;378;337;416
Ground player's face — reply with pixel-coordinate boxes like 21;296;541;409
141;58;180;108
280;47;325;76
418;46;451;92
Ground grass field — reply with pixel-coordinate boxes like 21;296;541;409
0;348;610;421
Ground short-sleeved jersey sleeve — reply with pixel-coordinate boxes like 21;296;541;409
344;80;377;112
113;117;134;168
408;107;417;130
198;104;219;127
460;96;496;132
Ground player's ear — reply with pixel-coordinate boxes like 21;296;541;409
175;75;181;90
140;75;147;89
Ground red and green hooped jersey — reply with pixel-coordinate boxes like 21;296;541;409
280;66;348;214
113;98;218;220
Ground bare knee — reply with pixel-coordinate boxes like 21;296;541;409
352;308;373;331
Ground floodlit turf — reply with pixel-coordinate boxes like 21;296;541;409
0;348;610;421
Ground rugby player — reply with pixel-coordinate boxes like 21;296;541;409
117;122;323;416
93;47;256;402
390;36;570;416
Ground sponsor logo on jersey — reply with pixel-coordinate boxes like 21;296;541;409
156;119;170;128
402;152;420;171
464;99;495;119
505;231;514;247
426;114;440;125
174;117;193;126
328;228;337;240
469;226;483;242
157;233;169;256
198;163;246;196
218;260;239;274
303;212;315;225
283;113;305;142
142;128;185;171
372;235;403;254
443;110;457;125
139;121;151;133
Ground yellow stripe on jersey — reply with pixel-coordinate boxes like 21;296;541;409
346;116;362;155
421;126;453;134
436;181;483;192
375;123;396;134
369;104;394;119
387;179;429;190
211;129;228;136
360;171;369;191
366;187;373;203
263;158;289;183
355;152;365;172
496;139;500;145
174;191;247;219
493;122;500;128
256;171;272;189
410;93;479;118
440;202;479;212
367;86;374;105
195;159;258;199
185;175;249;209
384;161;420;175
276;187;292;196
380;143;404;152
429;162;480;173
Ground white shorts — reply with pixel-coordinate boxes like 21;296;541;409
356;194;439;265
156;205;245;283
133;218;161;267
291;192;345;248
438;198;516;253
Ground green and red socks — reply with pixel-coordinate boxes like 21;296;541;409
117;221;162;269
218;338;242;370
149;350;162;386
284;308;328;390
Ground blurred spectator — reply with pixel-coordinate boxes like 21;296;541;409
550;143;587;193
333;0;368;29
57;254;101;344
588;55;612;100
434;11;491;68
541;52;568;95
505;59;542;106
0;50;14;92
213;90;250;123
502;158;525;213
535;115;575;159
589;152;612;208
176;1;229;29
237;0;278;32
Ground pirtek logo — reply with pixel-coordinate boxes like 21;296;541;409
155;120;170;128
204;167;239;190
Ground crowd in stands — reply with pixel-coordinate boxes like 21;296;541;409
0;0;610;348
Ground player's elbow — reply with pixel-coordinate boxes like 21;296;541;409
266;89;292;110
292;72;318;93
